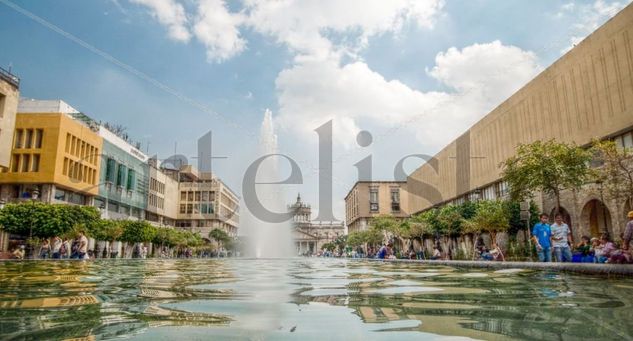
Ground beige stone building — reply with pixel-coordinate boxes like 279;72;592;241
345;181;409;234
174;165;239;238
0;67;19;172
290;194;345;255
145;157;179;226
407;4;633;241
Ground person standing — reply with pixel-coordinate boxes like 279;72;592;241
532;213;552;262
551;214;573;262
39;239;51;259
51;236;62;259
622;211;633;252
77;231;88;260
60;238;71;259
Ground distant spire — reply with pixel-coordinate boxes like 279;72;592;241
297;193;301;203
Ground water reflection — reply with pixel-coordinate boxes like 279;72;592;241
0;259;631;340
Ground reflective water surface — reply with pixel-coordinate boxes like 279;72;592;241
1;259;632;340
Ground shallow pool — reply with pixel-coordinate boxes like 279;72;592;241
0;258;631;340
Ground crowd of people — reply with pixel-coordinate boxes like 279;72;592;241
10;230;89;260
531;211;633;264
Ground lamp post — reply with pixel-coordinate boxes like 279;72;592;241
28;189;40;259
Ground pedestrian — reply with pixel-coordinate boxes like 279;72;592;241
551;214;573;262
60;238;71;259
12;246;25;260
621;211;633;252
39;239;51;259
51;236;62;259
532;213;552;262
77;230;88;260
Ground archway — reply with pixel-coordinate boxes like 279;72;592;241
580;199;613;238
550;206;572;227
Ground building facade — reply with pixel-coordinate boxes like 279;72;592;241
0;67;19;171
407;4;633;241
175;165;239;238
0;100;102;205
345;181;409;234
145;157;179;226
290;194;345;255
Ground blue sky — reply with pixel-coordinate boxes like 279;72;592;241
0;0;630;220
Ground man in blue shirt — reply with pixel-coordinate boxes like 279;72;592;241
532;213;552;262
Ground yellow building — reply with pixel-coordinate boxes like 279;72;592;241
0;100;102;205
345;181;409;234
407;4;633;239
0;67;20;171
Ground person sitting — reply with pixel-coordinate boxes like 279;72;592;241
474;237;493;261
430;243;442;260
595;234;617;263
12;246;25;260
376;242;393;259
572;236;594;263
489;242;505;261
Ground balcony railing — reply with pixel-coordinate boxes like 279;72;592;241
0;67;19;88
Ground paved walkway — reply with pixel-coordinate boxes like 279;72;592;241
364;258;633;276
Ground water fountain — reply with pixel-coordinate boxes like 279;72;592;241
241;109;294;258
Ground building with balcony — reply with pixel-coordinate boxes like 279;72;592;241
406;3;633;240
0;99;102;205
145;157;179;226
174;165;239;238
0;67;19;172
290;194;345;255
344;181;409;234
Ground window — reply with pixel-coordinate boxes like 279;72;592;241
106;158;116;183
181;191;187;201
21;154;30;172
127;169;136;191
195;191;201;201
390;188;400;212
624;132;633;149
370;188;379;212
180;204;186;214
24;129;33;149
14;129;23;148
31;154;40;172
116;164;126;188
187;204;193;214
65;133;71;153
11;154;19;172
188;191;193;201
201;191;209;201
54;189;66;201
34;129;43;149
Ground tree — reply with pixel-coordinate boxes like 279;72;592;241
0;202;100;238
463;200;510;247
592;139;633;205
347;231;365;248
321;242;336;252
209;228;230;250
120;220;157;244
501;140;592;214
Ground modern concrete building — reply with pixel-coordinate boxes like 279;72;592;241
290;194;345;255
345;181;409;234
94;125;149;220
145;157;178;226
0;99;102;205
406;4;633;240
0;67;19;172
174;165;239;238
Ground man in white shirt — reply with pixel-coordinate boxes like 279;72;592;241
551;213;573;262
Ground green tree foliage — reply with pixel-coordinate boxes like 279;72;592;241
120;220;157;243
501;140;592;214
436;204;465;236
321;242;336;252
0;202;100;238
591;139;633;204
462;200;510;245
209;228;230;247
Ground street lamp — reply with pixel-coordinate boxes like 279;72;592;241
28;188;40;259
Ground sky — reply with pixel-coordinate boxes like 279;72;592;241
0;0;630;222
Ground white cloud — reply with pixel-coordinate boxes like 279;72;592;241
242;0;444;61
193;0;246;62
560;0;631;53
275;41;542;150
130;0;191;42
